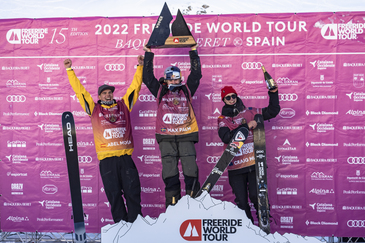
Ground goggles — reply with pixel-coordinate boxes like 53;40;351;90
165;71;181;80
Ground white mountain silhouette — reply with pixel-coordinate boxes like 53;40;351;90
102;192;322;243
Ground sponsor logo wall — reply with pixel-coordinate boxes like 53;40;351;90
1;12;364;237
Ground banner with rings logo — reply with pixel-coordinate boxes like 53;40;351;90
1;12;365;237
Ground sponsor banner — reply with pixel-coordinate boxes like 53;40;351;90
1;12;365;236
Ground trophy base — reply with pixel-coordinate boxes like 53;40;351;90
148;36;196;49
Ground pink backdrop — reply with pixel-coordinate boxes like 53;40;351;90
1;12;365;237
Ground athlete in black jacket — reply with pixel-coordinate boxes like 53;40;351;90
143;45;202;207
218;85;280;223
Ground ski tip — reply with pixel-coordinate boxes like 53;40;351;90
62;111;73;118
254;114;264;124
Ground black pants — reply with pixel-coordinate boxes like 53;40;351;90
99;155;141;223
228;170;258;223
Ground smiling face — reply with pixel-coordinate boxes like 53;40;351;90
98;89;114;102
223;93;237;105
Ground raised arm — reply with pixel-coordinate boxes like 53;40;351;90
186;45;202;96
122;55;144;112
64;59;95;116
262;90;280;121
142;46;160;97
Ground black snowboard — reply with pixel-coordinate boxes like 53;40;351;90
194;127;249;198
253;114;270;234
62;112;87;243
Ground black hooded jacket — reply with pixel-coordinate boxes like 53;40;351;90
143;50;202;143
218;91;280;144
218;91;280;174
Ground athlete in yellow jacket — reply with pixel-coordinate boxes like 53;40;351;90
64;56;143;223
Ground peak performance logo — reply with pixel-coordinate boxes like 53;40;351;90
7;28;48;44
320;23;365;40
180;219;242;241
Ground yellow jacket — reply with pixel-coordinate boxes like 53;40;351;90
67;65;143;160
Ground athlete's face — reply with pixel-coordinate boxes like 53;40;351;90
98;89;114;102
224;93;237;105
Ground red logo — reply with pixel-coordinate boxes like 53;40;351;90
173;38;180;43
230;142;240;148
180;219;202;241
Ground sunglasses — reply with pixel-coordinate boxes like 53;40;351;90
225;94;237;101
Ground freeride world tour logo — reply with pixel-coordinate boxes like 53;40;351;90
179;219;242;241
320;23;365;40
180;219;202;241
6;28;48;44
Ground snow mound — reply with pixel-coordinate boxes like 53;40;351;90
101;192;321;243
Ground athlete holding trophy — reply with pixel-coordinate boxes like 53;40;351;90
142;3;202;208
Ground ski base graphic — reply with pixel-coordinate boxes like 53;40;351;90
253;114;270;234
195;127;249;198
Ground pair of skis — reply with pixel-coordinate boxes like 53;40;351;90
62;112;87;243
194;114;270;234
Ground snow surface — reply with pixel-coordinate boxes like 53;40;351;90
101;192;322;243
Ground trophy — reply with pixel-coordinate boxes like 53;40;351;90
146;2;196;48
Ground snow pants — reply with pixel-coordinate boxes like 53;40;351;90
159;141;200;206
99;155;142;223
228;170;258;223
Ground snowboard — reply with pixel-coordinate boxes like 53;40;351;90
194;126;249;198
62;112;87;243
253;114;270;234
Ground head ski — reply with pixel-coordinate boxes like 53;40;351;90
62;112;87;243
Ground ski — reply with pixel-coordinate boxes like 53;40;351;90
194;127;249;198
253;114;270;234
62;112;87;243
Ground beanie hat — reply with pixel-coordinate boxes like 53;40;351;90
221;86;237;100
98;84;115;95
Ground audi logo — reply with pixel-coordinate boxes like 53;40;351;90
241;62;263;70
104;64;125;71
78;156;92;163
138;94;156;102
207;156;219;164
347;157;365;164
347;220;365;228
279;94;298;101
6;95;26;102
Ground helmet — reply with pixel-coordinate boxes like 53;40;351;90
164;66;181;80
